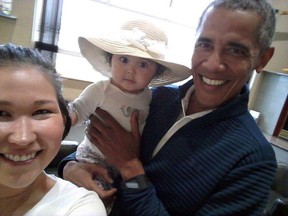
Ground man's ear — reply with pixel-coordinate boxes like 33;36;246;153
255;47;275;73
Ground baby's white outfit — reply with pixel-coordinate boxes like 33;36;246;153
74;78;151;171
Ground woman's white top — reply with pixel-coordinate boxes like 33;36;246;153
25;175;107;216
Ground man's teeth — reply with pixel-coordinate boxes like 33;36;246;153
202;76;226;86
4;153;36;162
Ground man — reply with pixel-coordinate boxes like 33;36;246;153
59;0;277;215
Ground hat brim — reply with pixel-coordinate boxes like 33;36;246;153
78;37;191;87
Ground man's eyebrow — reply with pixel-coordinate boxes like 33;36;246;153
196;36;213;43
195;37;250;53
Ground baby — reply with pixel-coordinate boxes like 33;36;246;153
70;19;191;190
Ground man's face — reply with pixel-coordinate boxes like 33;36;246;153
191;7;270;110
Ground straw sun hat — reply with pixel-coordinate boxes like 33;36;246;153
78;19;191;87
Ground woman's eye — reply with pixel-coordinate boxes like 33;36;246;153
33;109;51;116
0;110;11;121
0;110;10;117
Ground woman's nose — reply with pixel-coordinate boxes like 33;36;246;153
8;117;36;145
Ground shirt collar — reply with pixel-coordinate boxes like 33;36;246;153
179;85;214;120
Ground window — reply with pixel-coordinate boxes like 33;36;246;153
0;0;13;15
56;0;212;82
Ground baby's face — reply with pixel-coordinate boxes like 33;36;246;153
110;55;157;94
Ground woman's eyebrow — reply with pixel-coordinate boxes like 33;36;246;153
0;100;10;106
0;100;56;106
33;100;57;105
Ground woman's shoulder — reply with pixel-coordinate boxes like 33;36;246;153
25;175;106;215
51;175;101;200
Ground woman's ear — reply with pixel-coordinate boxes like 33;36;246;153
255;47;275;73
63;113;72;140
59;99;72;140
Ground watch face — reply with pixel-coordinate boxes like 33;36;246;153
126;181;139;189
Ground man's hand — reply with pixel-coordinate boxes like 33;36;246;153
63;160;117;206
86;108;145;180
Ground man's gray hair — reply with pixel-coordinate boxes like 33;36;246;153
197;0;276;52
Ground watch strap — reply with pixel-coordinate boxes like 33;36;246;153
121;174;151;190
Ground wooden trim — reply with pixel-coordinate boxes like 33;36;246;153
0;13;17;20
273;94;288;136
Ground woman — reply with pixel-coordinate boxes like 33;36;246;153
0;43;106;215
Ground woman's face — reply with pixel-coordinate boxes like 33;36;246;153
0;66;65;189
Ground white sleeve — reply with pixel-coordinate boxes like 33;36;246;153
24;176;107;216
66;192;107;216
72;79;108;125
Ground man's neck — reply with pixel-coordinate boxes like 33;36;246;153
185;92;212;115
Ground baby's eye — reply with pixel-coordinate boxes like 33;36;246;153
119;56;128;63
139;62;148;68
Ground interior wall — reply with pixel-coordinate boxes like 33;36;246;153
61;78;92;101
0;0;90;101
248;0;288;110
266;0;288;73
252;72;288;135
0;0;36;47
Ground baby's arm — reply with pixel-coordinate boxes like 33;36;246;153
70;110;78;126
68;103;78;126
71;80;108;126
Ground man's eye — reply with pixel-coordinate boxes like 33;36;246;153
195;41;211;50
226;47;248;57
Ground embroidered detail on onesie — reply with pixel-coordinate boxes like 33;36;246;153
121;105;138;117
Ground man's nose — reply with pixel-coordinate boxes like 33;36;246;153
8;117;37;145
204;51;226;72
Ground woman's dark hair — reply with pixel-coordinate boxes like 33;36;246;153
0;43;71;139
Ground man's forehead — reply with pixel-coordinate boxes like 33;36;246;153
198;8;260;40
199;7;260;28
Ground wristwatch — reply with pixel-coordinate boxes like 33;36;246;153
121;174;151;190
